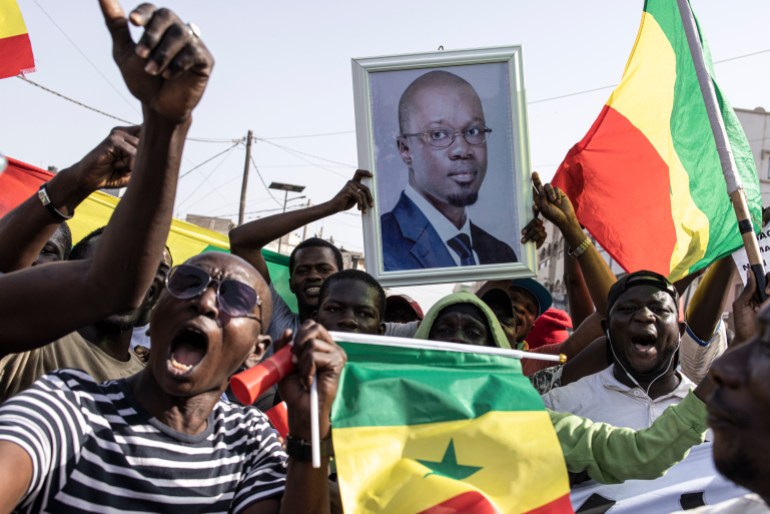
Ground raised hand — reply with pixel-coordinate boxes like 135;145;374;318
277;321;347;440
732;270;770;344
99;0;214;122
328;169;374;214
532;171;579;231
70;126;140;192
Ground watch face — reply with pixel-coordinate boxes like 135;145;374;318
38;187;50;205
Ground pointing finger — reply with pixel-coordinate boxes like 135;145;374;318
99;0;132;58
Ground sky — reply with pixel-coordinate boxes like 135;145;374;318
4;0;770;309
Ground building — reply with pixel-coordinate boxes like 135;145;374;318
185;214;235;235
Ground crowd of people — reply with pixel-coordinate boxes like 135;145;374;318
0;1;769;513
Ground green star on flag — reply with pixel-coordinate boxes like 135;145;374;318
418;439;482;480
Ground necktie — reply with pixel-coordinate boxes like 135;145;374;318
447;233;476;266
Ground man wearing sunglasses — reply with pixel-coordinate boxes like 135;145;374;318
0;249;346;512
380;70;517;271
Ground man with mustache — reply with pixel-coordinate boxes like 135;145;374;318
381;70;517;270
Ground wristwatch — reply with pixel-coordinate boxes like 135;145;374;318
569;237;591;258
38;184;73;220
285;435;334;461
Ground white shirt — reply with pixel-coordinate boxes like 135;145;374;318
543;366;749;513
542;365;692;429
404;184;479;265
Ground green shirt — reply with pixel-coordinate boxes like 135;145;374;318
551;391;708;484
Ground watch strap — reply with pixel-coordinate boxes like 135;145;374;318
37;184;73;220
285;435;334;461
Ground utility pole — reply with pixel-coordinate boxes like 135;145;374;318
237;130;253;226
302;199;311;241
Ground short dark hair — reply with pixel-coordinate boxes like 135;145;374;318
288;237;343;275
57;221;73;260
69;226;107;261
318;269;386;318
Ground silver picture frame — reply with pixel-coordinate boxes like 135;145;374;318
352;45;535;287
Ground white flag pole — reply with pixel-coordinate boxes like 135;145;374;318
677;0;766;297
329;331;566;363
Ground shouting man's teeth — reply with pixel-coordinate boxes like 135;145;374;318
168;356;193;375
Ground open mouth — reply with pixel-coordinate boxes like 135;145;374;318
629;333;658;355
167;327;208;377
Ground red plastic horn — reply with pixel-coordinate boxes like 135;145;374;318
230;345;295;405
265;402;289;438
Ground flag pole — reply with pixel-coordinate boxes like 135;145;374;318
329;331;567;363
677;0;766;300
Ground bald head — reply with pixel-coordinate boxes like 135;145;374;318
398;70;483;134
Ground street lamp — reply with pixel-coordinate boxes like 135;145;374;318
269;182;306;254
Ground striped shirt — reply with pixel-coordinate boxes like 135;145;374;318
0;369;288;513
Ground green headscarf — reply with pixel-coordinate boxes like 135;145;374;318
414;291;512;350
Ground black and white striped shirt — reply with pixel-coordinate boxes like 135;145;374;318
0;369;287;513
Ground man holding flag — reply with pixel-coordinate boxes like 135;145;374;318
326;285;715;513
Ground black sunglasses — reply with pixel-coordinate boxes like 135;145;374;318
166;264;262;322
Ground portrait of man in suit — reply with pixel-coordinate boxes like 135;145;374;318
380;70;518;271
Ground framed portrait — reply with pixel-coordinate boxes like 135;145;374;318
352;46;536;287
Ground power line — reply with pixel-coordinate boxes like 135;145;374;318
250;153;283;206
17;76;135;124
30;0;139;115
16;41;770;146
257;138;354;178
16;77;240;144
714;48;770;64
527;47;770;105
186;136;242;143
259;130;355;140
176;145;240;210
180;142;241;179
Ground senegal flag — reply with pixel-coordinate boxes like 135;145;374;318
331;335;572;514
552;0;761;282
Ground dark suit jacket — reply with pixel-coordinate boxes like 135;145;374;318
380;192;518;271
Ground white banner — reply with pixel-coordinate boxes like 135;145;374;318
732;221;770;286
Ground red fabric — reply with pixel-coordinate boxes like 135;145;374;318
526;308;573;350
419;491;499;514
552;105;677;277
0;157;53;216
0;33;35;79
521;343;564;377
524;493;574;514
419;491;573;514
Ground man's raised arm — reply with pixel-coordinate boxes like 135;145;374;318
0;126;139;273
0;0;214;350
230;169;372;280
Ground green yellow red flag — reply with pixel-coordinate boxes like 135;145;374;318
552;0;761;282
331;335;572;514
0;0;35;78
